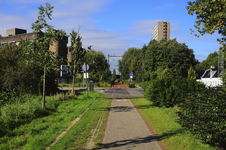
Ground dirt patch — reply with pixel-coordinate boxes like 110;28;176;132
85;115;104;150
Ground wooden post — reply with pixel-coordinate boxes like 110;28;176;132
42;65;46;110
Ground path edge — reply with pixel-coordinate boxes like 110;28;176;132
98;98;112;149
130;99;168;150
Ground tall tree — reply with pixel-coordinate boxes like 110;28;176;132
118;47;139;80
143;38;197;80
187;0;226;50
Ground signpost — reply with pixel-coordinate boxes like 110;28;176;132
82;63;89;96
130;73;133;84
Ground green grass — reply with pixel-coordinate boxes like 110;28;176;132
131;98;223;150
50;94;111;149
0;91;107;150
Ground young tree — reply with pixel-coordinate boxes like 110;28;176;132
69;28;86;95
24;2;67;109
187;64;196;80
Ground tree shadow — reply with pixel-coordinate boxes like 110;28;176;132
93;128;187;150
0;105;59;138
109;106;134;112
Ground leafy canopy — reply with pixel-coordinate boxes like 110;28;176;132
187;0;226;50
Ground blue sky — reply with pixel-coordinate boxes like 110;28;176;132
0;0;222;74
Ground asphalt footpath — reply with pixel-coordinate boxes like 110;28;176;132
100;98;164;150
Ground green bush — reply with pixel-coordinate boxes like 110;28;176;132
177;86;226;148
144;77;206;108
129;82;135;88
141;81;149;91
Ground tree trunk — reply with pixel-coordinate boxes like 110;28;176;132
42;65;46;110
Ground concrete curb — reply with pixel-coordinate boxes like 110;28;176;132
99;99;112;149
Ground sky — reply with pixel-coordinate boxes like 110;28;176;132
0;0;223;75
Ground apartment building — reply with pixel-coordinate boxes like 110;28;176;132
152;21;170;41
0;28;68;62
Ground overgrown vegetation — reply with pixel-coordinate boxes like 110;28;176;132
0;91;108;149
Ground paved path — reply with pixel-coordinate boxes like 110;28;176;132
113;82;129;88
101;99;163;150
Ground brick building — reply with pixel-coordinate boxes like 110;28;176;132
0;28;68;62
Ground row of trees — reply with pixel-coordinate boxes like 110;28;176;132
118;38;199;82
119;0;226;83
0;2;111;101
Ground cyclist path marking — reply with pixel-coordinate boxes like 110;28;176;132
100;98;166;150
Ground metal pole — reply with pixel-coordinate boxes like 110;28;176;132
83;71;84;87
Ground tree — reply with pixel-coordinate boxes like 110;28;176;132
83;49;109;82
186;0;226;50
188;64;196;80
150;65;172;81
131;49;143;82
69;28;86;95
118;47;139;80
144;38;197;80
24;2;67;109
113;69;116;79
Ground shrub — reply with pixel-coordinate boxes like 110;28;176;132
141;81;149;91
177;86;226;147
144;77;206;108
129;82;135;88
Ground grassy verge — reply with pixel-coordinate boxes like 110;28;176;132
131;98;222;150
50;93;111;149
0;91;104;150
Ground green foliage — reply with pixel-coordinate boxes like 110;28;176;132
118;39;197;81
129;83;135;88
141;81;149;91
220;68;226;88
186;0;226;50
113;69;116;79
118;47;140;79
0;91;105;149
177;86;226;147
144;77;206;108
187;64;196;80
0;2;69;99
195;51;222;70
84;50;110;83
68;29;86;76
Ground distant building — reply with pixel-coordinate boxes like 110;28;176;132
152;21;170;41
0;28;68;62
